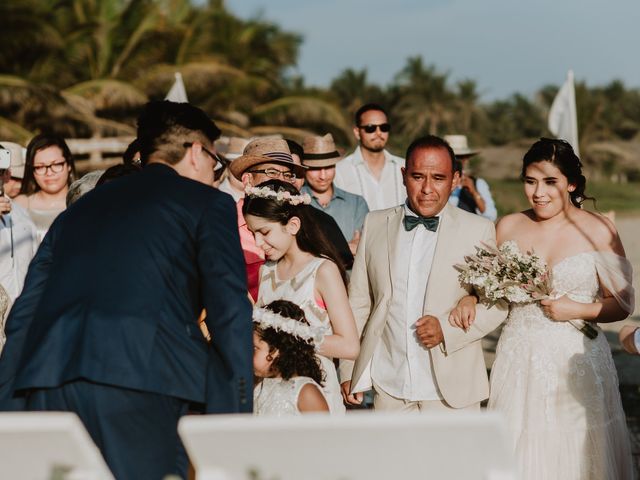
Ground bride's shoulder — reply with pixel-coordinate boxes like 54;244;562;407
496;210;532;234
575;210;624;254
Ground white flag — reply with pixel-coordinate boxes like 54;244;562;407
548;70;579;156
165;72;188;103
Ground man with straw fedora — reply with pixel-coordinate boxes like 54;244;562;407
444;135;497;221
302;134;368;255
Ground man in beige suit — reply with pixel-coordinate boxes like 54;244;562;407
340;135;507;411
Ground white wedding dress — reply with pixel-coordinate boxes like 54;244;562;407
254;377;326;416
489;251;635;480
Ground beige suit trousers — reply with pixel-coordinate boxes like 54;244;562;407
373;382;480;413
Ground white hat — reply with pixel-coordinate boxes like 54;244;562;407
444;135;479;158
0;141;26;178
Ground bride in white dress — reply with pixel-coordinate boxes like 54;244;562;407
454;138;635;479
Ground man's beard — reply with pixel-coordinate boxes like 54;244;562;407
362;143;385;153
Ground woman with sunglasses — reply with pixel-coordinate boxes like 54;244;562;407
15;134;76;242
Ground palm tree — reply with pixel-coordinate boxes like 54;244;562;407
391;56;455;137
329;68;385;119
455;79;484;135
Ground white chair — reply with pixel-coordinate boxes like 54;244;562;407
179;411;517;480
0;412;114;479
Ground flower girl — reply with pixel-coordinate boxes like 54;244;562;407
243;180;359;414
253;300;329;415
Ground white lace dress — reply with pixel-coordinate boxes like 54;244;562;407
254;377;326;416
258;258;346;414
489;252;635;480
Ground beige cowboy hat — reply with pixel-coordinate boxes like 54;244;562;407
229;136;307;180
302;133;341;168
0;141;26;178
444;135;480;158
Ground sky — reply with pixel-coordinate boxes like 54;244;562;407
227;0;640;101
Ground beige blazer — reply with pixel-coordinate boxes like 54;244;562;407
339;203;508;408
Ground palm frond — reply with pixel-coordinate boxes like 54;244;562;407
0;116;34;144
64;80;148;111
252;96;351;140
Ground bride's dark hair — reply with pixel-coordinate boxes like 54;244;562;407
521;138;595;208
242;179;347;285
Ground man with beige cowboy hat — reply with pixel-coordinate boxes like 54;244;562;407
302;134;368;255
444;134;497;221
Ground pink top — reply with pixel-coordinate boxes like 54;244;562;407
237;198;264;301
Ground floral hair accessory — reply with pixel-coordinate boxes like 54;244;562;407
253;307;326;347
244;185;312;206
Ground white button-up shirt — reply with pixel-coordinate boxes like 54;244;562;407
334;146;406;211
371;204;443;401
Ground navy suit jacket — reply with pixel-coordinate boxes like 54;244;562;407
0;163;253;412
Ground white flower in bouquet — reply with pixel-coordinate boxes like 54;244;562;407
456;240;598;339
455;240;552;307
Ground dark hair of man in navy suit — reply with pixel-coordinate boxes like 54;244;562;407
0;101;254;480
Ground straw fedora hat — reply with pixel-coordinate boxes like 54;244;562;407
444;135;479;158
229;136;307;180
302;134;341;168
0;141;26;178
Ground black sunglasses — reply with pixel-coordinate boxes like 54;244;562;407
183;142;224;167
359;123;391;134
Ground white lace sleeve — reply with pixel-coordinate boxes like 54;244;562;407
593;252;635;316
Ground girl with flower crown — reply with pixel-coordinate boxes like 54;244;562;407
253;300;329;415
243;180;359;414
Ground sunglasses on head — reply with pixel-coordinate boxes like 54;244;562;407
359;123;391;134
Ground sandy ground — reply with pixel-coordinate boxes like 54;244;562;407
481;214;640;473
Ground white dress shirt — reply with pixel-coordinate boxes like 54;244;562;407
334;146;406;211
218;177;243;202
370;204;443;401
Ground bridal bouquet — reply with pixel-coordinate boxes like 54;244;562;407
456;241;598;339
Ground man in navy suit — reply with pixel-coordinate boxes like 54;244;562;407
0;101;253;479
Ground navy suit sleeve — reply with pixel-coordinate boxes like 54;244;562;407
197;193;253;413
0;224;56;410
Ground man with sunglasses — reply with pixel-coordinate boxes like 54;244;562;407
335;103;405;211
0;101;253;480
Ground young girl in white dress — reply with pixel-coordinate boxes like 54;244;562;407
253;300;329;415
243;180;360;414
450;138;635;480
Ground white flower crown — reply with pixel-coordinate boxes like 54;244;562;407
245;185;312;206
253;307;326;346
